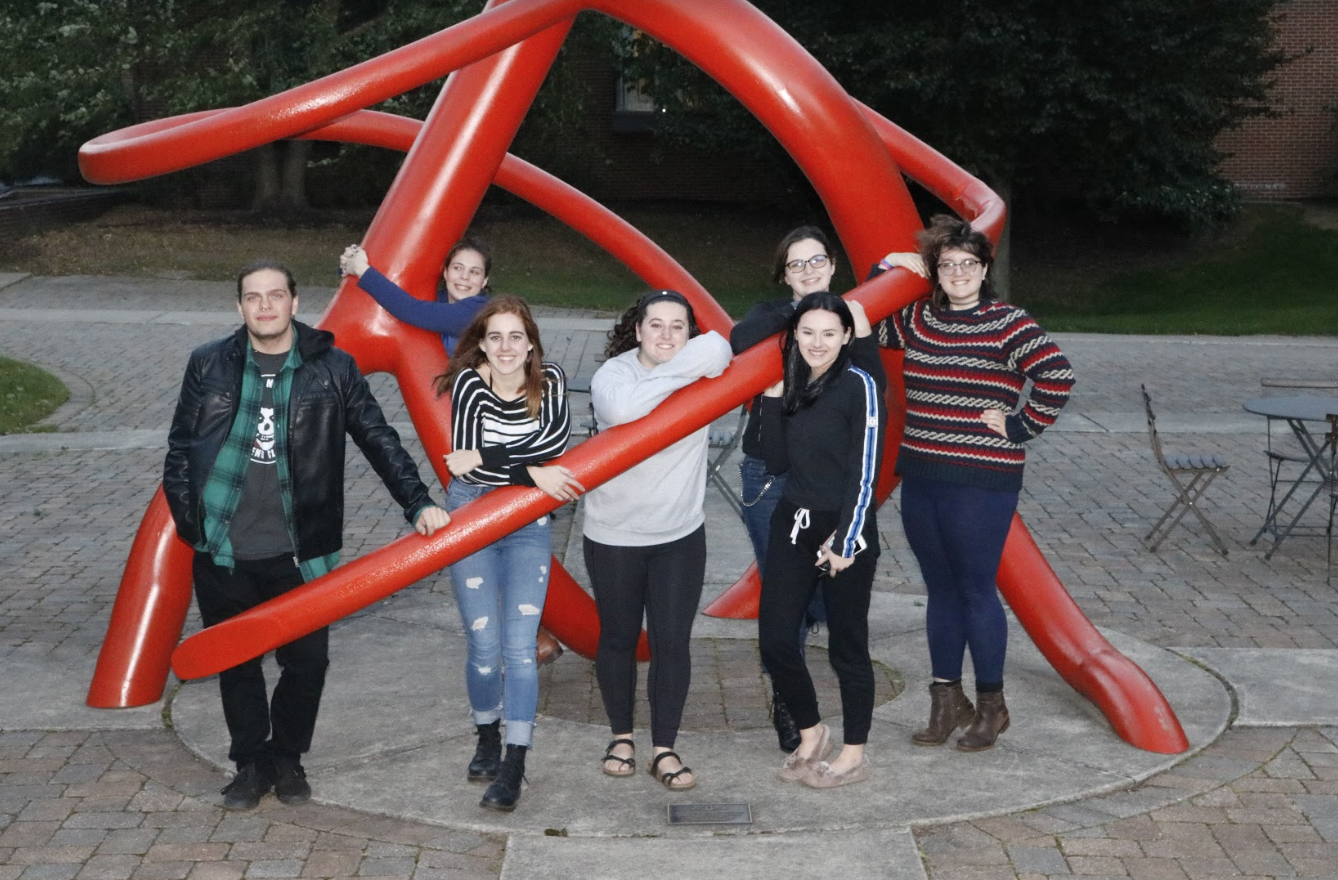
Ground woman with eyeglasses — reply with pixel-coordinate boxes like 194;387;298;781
728;226;837;754
877;214;1074;752
584;290;732;791
756;292;885;789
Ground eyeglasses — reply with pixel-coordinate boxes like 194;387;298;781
937;259;983;275
784;254;831;274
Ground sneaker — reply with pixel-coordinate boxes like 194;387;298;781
272;762;311;805
221;763;271;810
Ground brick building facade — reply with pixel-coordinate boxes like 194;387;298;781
1216;0;1338;200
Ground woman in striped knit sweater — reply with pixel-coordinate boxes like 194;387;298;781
436;296;582;811
878;215;1074;752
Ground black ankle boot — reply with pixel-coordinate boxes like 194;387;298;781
771;691;801;753
468;721;501;782
481;745;527;812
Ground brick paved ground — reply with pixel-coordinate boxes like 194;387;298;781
916;726;1338;880
0;730;504;880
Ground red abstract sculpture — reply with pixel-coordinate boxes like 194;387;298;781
80;0;1187;753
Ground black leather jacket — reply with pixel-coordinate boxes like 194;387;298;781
163;321;436;562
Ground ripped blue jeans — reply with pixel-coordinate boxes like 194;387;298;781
445;480;552;747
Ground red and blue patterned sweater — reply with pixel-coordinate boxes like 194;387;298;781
880;299;1075;492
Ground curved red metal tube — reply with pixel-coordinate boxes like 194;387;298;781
81;0;1186;754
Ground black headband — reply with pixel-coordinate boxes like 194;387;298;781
638;289;692;313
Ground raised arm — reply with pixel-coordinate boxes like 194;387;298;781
340;244;484;336
591;331;732;427
845;302;886;392
730;299;793;354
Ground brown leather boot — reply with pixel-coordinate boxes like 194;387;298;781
956;691;1009;752
911;681;975;746
535;626;564;666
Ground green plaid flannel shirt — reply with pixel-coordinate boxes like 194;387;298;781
197;343;337;581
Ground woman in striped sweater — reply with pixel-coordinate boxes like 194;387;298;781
435;296;582;811
878;215;1074;752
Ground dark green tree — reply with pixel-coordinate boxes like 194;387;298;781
0;0;600;208
619;0;1286;229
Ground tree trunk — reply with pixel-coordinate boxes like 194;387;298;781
252;143;280;210
988;176;1013;302
278;140;310;209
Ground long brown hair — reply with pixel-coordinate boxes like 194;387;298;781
434;296;548;418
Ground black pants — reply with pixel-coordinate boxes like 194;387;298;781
758;498;878;745
192;552;329;769
584;526;706;748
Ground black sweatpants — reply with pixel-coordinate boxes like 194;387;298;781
584;526;706;748
758;498;878;745
192;552;329;769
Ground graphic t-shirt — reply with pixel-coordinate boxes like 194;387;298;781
229;350;294;560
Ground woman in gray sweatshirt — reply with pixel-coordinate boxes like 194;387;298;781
583;290;732;792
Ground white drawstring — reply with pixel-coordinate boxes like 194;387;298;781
789;507;810;545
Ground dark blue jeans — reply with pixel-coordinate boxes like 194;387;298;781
899;477;1018;687
741;455;825;630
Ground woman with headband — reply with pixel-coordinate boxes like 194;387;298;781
583;290;732;791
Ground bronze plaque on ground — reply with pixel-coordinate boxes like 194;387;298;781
666;803;753;825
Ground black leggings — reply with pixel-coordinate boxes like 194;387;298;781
758;498;878;745
584;526;706;748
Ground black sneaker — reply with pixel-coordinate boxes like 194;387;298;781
221;763;271;810
272;762;311;805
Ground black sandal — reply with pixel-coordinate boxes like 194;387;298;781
601;738;636;777
649;751;696;791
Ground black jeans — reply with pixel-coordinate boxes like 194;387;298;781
584;526;706;749
758;498;878;745
192;552;329;769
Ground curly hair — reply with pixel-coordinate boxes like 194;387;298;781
780;292;855;414
771;225;834;285
434;295;548;418
603;290;701;359
916;214;997;309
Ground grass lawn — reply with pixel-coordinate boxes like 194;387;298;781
1019;204;1338;335
2;199;1334;333
0;357;67;434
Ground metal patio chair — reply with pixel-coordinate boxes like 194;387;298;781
1141;384;1230;556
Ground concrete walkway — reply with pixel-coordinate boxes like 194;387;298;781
3;273;1338;879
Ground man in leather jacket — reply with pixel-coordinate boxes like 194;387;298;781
163;260;450;810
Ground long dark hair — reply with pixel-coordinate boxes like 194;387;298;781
780;292;855;414
917;214;997;309
771;225;833;284
434;296;548;418
603;290;701;359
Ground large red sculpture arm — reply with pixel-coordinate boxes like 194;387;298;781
81;0;1185;755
